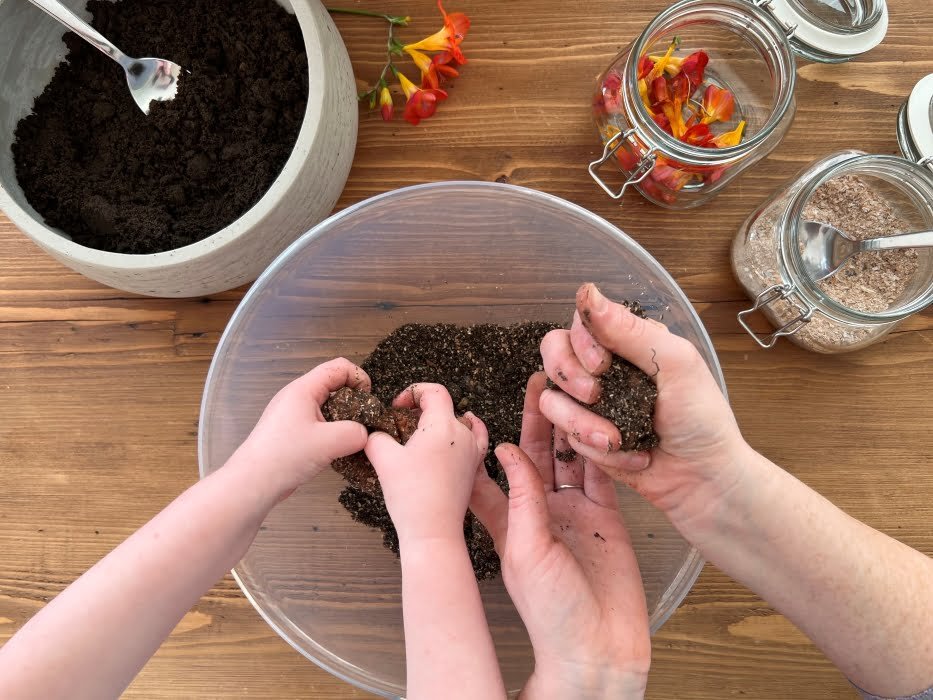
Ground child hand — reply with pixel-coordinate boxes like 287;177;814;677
470;373;650;700
538;283;751;539
238;358;371;497
365;383;489;545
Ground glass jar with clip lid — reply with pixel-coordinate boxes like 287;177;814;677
589;0;889;209
730;74;933;353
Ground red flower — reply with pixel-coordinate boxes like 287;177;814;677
637;54;655;80
397;70;447;125
682;122;714;146
403;0;470;64
652;111;672;134
379;86;394;121
648;76;670;110
600;70;623;113
679;51;709;93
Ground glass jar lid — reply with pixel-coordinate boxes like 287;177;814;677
897;73;933;165
755;0;888;59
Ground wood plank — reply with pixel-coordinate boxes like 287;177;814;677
1;0;932;697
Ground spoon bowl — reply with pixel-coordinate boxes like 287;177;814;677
121;56;183;114
799;219;933;282
27;0;182;114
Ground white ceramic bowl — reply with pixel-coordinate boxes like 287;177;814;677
0;0;356;297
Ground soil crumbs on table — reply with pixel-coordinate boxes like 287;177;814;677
326;321;659;580
12;0;307;254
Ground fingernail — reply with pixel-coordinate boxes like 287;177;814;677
586;431;614;452
619;452;651;472
590;285;608;313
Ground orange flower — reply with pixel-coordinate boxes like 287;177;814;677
397;70;447;125
409;48;461;89
403;0;470;64
712;120;746;147
432;51;460;80
646;39;678;81
682;122;714;146
650;161;696;191
379;86;394;121
701;84;735;124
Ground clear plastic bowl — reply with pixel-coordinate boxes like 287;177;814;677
199;182;725;697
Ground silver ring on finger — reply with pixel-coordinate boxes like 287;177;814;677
555;484;584;491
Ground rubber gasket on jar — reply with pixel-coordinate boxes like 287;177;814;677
906;73;933;162
766;0;888;57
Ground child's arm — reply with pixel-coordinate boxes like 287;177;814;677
0;359;370;700
365;384;507;700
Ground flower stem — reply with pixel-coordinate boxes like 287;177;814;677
326;7;409;25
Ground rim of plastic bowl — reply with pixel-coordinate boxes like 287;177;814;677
198;181;723;698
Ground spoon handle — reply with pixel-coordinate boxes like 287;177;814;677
861;230;933;252
27;0;129;65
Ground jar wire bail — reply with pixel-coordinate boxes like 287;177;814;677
588;129;658;201
737;283;815;348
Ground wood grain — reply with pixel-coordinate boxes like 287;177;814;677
1;0;932;697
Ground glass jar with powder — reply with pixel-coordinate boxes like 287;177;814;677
731;151;933;352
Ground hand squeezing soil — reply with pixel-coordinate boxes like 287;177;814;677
321;313;659;581
322;385;498;575
322;387;419;495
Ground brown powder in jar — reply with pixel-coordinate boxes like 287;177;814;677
739;174;922;351
803;175;918;313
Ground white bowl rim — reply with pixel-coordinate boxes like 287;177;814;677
0;0;328;269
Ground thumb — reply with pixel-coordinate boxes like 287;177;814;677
495;444;552;554
470;465;508;547
364;431;403;479
315;420;368;463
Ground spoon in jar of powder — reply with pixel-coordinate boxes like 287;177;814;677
26;0;182;115
799;221;933;282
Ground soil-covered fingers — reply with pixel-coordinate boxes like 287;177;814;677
302;358;371;406
541;388;651;475
495;444;553;555
541;329;600;404
392;382;454;417
539;387;622;454
570;310;612;376
519;372;555;490
576;283;700;383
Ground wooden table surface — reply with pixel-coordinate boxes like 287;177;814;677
2;1;932;697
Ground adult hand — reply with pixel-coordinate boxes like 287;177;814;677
366;383;489;545
470;373;650;700
238;357;372;498
538;283;752;536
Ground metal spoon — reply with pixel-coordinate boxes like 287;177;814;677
27;0;182;115
799;220;933;282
